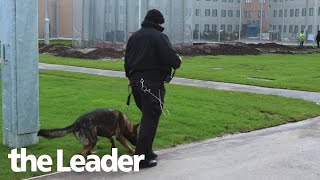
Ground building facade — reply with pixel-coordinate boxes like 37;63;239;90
269;0;320;41
242;0;269;37
193;0;242;41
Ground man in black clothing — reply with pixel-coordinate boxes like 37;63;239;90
124;9;181;168
316;30;320;48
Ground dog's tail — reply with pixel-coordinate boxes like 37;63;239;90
38;124;75;139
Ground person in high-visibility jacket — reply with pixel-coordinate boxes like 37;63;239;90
299;31;305;47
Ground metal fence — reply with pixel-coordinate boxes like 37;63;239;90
193;0;320;46
40;0;320;47
38;0;72;39
72;0;193;48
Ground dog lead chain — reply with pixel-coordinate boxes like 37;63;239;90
140;79;170;117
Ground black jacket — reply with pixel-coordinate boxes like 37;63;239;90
124;21;181;81
316;32;320;41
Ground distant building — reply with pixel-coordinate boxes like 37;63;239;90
242;0;269;37
193;0;242;41
269;0;320;41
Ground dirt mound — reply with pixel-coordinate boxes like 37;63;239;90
39;43;320;60
247;43;319;54
175;43;261;56
39;44;124;59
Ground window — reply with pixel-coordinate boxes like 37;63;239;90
274;10;277;17
221;24;226;31
205;9;210;16
279;10;283;17
195;24;199;31
245;0;252;3
204;24;210;32
212;24;217;31
273;25;276;30
318;7;320;16
302;8;306;16
289;25;293;33
228;10;233;17
195;9;200;16
284;9;287;17
284;25;287;33
309;8;314;16
227;25;232;32
290;9;294;17
212;9;218;17
245;11;251;18
294;25;298;33
308;25;313;33
258;11;265;18
236;10;240;17
278;25;282;32
236;25;239;31
295;9;299;17
221;10;226;17
301;25;305;32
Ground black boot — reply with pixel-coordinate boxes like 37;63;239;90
139;159;157;168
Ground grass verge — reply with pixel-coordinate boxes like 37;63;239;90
1;70;320;179
40;53;320;92
39;39;72;46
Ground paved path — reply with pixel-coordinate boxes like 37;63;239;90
30;63;320;180
39;63;320;103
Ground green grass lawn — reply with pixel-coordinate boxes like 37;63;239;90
40;53;320;92
0;70;320;179
39;39;72;46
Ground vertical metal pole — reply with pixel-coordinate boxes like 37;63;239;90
56;0;60;38
218;0;221;42
239;0;242;42
314;0;318;46
45;0;50;44
282;0;285;44
1;0;39;148
125;0;128;43
259;0;262;43
138;0;141;29
197;2;200;42
113;0;118;46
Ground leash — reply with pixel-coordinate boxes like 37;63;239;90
126;84;132;112
140;79;170;117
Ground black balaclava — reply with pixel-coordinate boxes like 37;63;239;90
142;9;165;32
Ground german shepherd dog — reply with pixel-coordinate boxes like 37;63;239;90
38;108;140;156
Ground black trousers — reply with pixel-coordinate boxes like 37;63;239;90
131;79;165;159
317;40;320;48
300;41;304;47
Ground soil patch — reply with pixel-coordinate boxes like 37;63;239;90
39;44;124;60
39;42;320;60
